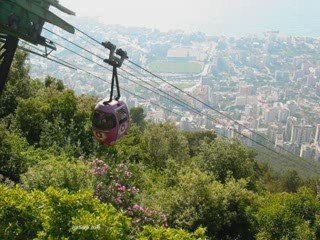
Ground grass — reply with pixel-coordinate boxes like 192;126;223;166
148;61;203;74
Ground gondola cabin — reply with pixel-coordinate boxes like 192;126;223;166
92;99;129;146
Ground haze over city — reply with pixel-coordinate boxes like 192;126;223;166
61;0;320;36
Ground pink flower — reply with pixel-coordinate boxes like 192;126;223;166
129;187;138;195
132;204;144;211
91;159;108;175
115;197;122;205
116;184;126;192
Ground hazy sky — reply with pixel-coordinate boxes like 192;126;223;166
60;0;320;36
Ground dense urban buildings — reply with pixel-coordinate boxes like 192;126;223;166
29;23;320;162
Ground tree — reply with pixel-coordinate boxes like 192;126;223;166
281;170;302;193
14;97;48;144
0;124;29;182
183;130;216;157
130;107;146;130
142;123;189;169
199;139;260;187
256;188;320;239
143;166;258;239
116;124;146;163
21;157;94;192
0;184;205;239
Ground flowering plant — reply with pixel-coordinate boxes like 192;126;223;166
91;159;167;228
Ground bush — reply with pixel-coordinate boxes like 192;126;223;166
256;188;320;239
137;226;206;240
92;160;167;228
0;185;46;240
41;188;131;240
0;184;204;239
199;138;260;187
0;185;132;240
21;157;94;192
168;171;257;239
0;124;29;182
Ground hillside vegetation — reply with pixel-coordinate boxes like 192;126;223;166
0;51;319;239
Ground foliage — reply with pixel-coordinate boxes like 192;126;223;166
199;138;260;186
168;173;257;239
21;157;94;192
115;123;146;163
0;185;45;240
183;130;216;156
92;159;167;228
281;170;302;193
130;107;146;130
137;160;257;240
137;226;206;240
0;124;29;181
14;96;49;144
256;188;320;239
141;123;189;169
0;185;131;240
0;184;202;240
41;188;131;240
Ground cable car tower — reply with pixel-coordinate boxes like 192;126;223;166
0;0;75;95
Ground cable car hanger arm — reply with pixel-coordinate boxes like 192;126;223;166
102;41;128;104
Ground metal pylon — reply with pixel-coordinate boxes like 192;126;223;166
0;35;19;96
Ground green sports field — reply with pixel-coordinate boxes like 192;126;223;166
148;61;203;74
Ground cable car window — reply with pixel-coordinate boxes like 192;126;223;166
117;107;128;124
93;111;117;130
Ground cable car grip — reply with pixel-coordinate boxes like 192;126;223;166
102;41;128;104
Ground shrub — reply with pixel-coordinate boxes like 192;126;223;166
0;185;46;240
137;226;206;240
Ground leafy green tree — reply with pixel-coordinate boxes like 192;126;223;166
116;124;146;163
281;170;302;193
44;75;54;88
47;90;77;124
44;76;65;92
21;157;94;192
142;123;189;169
42;188;132;240
167;172;257;239
137;226;206;240
0;185;46;240
199;138;260;187
256;188;320;239
130;107;146;130
14;97;48;144
0;185;132;240
137;161;257;240
183;130;216;156
0;124;29;181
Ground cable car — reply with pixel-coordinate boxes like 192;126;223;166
92;42;129;146
93;99;129;146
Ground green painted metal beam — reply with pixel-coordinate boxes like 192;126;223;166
44;0;76;15
7;0;75;34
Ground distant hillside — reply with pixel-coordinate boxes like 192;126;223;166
254;146;320;179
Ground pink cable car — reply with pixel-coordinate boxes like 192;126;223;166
92;99;129;146
92;42;129;146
